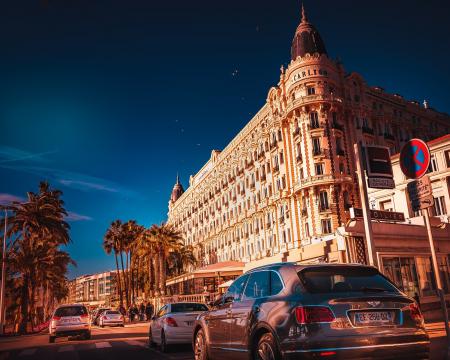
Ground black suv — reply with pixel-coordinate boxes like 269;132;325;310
192;263;429;360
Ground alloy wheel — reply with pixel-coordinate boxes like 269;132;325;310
258;341;275;360
194;331;205;360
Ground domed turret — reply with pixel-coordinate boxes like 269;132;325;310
291;4;327;60
170;174;184;203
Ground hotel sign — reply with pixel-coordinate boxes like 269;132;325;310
291;67;329;84
350;207;405;222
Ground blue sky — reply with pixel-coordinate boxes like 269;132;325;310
1;0;449;278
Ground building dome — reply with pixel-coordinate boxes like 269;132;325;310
291;4;327;60
170;174;184;203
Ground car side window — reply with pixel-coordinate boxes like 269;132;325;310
225;274;249;302
270;271;283;295
244;271;270;299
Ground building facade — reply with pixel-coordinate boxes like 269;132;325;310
67;270;118;307
167;6;450;270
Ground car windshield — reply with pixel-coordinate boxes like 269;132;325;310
171;303;208;313
55;306;87;317
298;266;399;294
106;311;120;315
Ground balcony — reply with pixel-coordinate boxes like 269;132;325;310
319;205;330;213
313;148;324;157
308;122;321;130
285;94;344;115
362;126;374;135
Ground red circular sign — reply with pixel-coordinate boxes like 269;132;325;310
399;138;430;179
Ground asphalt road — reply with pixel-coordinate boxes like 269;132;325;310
0;321;448;360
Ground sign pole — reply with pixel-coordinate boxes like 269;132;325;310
422;208;450;344
0;209;7;336
354;143;377;268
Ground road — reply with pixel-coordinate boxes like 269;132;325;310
0;321;448;359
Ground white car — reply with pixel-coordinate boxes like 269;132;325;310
99;310;125;327
49;304;91;343
149;302;208;352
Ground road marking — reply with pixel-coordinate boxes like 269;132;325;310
95;342;112;349
58;345;75;352
125;340;146;347
18;348;37;356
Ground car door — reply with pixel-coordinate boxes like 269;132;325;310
229;270;270;357
207;274;249;358
152;305;168;344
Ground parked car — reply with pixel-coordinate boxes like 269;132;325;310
92;308;110;326
49;304;91;343
192;263;430;360
99;310;125;327
149;302;209;352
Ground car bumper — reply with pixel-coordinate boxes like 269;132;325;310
283;340;430;359
50;324;90;336
102;320;124;326
164;326;195;344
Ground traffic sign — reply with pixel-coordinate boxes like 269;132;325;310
400;139;430;179
407;175;432;202
411;194;434;212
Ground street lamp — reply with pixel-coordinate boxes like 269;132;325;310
0;208;8;335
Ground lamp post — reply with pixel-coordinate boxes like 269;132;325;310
0;209;8;335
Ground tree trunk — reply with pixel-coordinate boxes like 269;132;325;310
159;249;165;295
19;274;30;334
114;252;123;306
120;250;129;308
148;256;154;298
129;250;134;304
153;256;160;296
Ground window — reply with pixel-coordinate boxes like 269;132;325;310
445;150;450;168
312;138;321;155
319;191;329;210
315;163;324;175
321;219;332;234
427;155;438;173
310;112;319;128
382;257;419;298
244;271;270;299
416;257;436;297
307;87;315;95
298;266;399;294
225;275;249;301
270;271;284;295
55;306;88;317
171;303;208;313
431;196;447;216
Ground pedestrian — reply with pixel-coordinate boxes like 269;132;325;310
128;306;134;323
119;304;126;316
414;292;421;309
145;302;154;321
139;303;145;321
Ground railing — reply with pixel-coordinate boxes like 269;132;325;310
151;292;221;311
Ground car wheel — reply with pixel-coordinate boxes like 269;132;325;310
194;329;208;360
255;333;279;360
148;327;156;348
49;336;55;344
160;331;169;353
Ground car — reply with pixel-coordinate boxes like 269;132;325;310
99;310;125;327
149;302;209;352
49;304;91;343
92;308;110;326
192;263;430;360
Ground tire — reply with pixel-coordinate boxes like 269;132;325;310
148;327;157;348
254;333;280;360
194;329;208;360
49;336;55;344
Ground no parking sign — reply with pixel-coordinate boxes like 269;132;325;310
399;138;430;179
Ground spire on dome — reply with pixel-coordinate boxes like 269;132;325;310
170;174;184;203
291;3;327;60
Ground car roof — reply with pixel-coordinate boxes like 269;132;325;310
246;262;376;273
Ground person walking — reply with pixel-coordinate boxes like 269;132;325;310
139;303;145;321
145;302;154;321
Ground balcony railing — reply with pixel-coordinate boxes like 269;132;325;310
309;122;321;130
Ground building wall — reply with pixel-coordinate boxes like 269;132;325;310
167;16;450;269
71;270;117;306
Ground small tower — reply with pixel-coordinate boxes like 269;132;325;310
170;174;184;205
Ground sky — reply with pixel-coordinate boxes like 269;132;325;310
1;0;449;278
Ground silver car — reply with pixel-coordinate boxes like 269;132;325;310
99;310;125;327
149;302;208;352
49;304;91;343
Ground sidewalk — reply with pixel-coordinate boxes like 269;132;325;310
426;322;449;360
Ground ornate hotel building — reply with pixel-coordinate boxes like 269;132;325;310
167;6;450;269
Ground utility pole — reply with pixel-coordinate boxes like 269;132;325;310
0;209;8;335
354;143;377;267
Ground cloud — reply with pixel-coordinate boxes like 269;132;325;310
0;146;136;197
0;193;24;206
65;211;93;222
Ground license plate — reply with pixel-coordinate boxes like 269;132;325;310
354;311;395;326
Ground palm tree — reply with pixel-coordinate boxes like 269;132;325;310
150;223;183;295
4;181;73;333
103;220;124;306
137;227;158;297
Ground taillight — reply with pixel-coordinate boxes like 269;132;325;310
409;303;423;322
80;313;89;319
164;317;178;327
295;306;335;324
52;316;61;321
